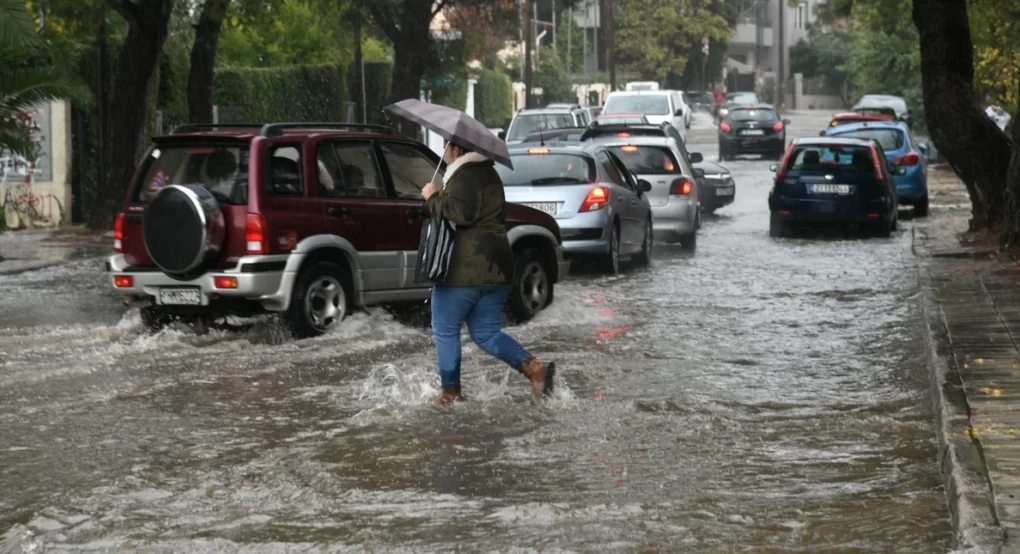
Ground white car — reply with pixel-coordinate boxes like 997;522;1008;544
672;90;693;129
603;91;689;143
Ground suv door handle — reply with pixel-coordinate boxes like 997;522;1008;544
405;207;426;218
328;206;351;217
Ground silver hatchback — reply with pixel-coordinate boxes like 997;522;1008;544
596;136;703;250
496;144;654;274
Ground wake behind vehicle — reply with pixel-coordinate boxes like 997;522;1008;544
108;122;568;338
718;105;789;161
768;137;899;238
823;120;931;216
496;144;654;274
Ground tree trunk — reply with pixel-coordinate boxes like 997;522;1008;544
88;0;175;230
1003;88;1020;244
912;0;1011;230
385;1;434;137
187;0;231;124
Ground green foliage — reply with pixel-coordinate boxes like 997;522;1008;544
555;8;586;74
789;29;851;89
616;0;731;82
474;67;513;128
353;61;394;124
534;56;574;104
213;64;348;122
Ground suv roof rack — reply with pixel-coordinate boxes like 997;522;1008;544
170;123;262;135
259;122;398;137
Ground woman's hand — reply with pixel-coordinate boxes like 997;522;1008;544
421;181;438;200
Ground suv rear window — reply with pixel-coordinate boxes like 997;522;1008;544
608;145;681;174
604;95;670;115
133;145;249;205
497;153;596;186
831;129;904;151
788;145;876;172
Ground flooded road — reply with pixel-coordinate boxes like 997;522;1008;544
0;111;954;552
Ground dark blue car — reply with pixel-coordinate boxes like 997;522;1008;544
768;137;898;238
824;120;930;216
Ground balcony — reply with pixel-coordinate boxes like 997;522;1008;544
731;21;773;47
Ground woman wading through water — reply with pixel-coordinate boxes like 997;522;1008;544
420;141;556;406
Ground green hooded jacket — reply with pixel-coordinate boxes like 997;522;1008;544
425;152;515;287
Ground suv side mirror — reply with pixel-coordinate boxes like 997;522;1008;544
675;109;684;116
690;152;704;163
769;164;779;172
692;168;706;179
638;179;653;193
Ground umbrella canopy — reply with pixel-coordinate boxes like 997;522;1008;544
384;98;513;169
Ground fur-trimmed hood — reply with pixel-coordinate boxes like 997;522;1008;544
443;152;494;186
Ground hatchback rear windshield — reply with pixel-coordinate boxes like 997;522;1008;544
728;108;778;122
831;129;904;151
604;95;670;115
597;116;646;125
608;146;681;175
787;145;876;172
497;153;596;186
507;113;576;141
133;145;249;204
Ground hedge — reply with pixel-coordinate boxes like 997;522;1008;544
213;64;348;123
350;61;393;124
474;68;513;129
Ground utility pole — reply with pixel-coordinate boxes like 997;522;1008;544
604;0;615;91
592;0;598;73
582;1;588;74
353;0;366;123
552;0;557;58
567;5;572;74
524;0;534;108
777;0;785;113
534;1;539;64
519;1;525;82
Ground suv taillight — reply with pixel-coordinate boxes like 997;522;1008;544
670;178;694;195
580;186;609;212
246;214;267;254
114;213;125;252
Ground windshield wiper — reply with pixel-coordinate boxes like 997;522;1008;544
530;177;589;185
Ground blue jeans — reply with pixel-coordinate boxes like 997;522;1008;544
431;284;531;387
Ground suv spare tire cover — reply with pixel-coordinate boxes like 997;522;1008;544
143;184;226;276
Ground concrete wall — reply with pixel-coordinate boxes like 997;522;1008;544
1;101;71;229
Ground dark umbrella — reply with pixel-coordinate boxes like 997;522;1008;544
384;99;514;175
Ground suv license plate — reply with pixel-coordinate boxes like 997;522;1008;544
524;203;557;215
159;287;202;305
811;184;851;195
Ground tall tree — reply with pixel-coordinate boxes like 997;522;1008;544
912;0;1011;230
89;0;175;229
187;0;231;123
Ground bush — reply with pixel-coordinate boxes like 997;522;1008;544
428;74;469;112
474;68;513;128
533;56;574;104
213;64;348;123
351;61;393;124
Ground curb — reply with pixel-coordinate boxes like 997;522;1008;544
916;226;1006;553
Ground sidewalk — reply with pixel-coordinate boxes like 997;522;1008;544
0;226;112;275
917;167;1020;553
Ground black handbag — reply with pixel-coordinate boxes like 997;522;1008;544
414;215;456;283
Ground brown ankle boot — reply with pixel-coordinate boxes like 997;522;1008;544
438;385;464;406
520;357;555;398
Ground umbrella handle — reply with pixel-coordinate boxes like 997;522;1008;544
430;142;450;189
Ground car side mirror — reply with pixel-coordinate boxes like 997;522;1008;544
692;168;706;179
918;141;930;155
690;152;704;163
818;130;826;136
498;131;507;141
638;179;653;193
769;164;779;172
675;109;684;116
783;119;791;125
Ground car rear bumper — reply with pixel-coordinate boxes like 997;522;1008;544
702;182;736;210
651;196;697;236
107;253;298;312
558;211;613;255
720;133;785;153
770;198;893;225
893;168;927;200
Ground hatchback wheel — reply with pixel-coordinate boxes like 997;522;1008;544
915;193;930;217
286;261;351;338
507;248;552;323
599;225;621;274
634;218;653;268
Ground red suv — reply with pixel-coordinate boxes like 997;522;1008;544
107;123;568;338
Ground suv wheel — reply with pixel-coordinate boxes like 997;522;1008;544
286;261;351;338
507;248;552;323
140;305;173;333
599;225;621;274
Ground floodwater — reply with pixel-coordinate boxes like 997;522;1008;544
0;111;954;552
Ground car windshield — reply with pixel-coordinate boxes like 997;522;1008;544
608;145;682;175
133;145;249;205
832;129;904;151
604;95;670;115
507;113;575;141
496;153;596;186
787;145;876;172
729;108;778;122
856;96;907;113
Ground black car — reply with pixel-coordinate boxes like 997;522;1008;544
718;105;789;161
851;94;912;130
695;160;735;214
686;91;715;113
715;92;759;122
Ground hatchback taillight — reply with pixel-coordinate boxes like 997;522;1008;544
580;186;609;212
893;152;919;166
720;123;731;133
670;178;694;195
773;121;785;132
114;213;125;252
246;214;268;254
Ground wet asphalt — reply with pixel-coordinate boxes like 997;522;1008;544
0;111;954;553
